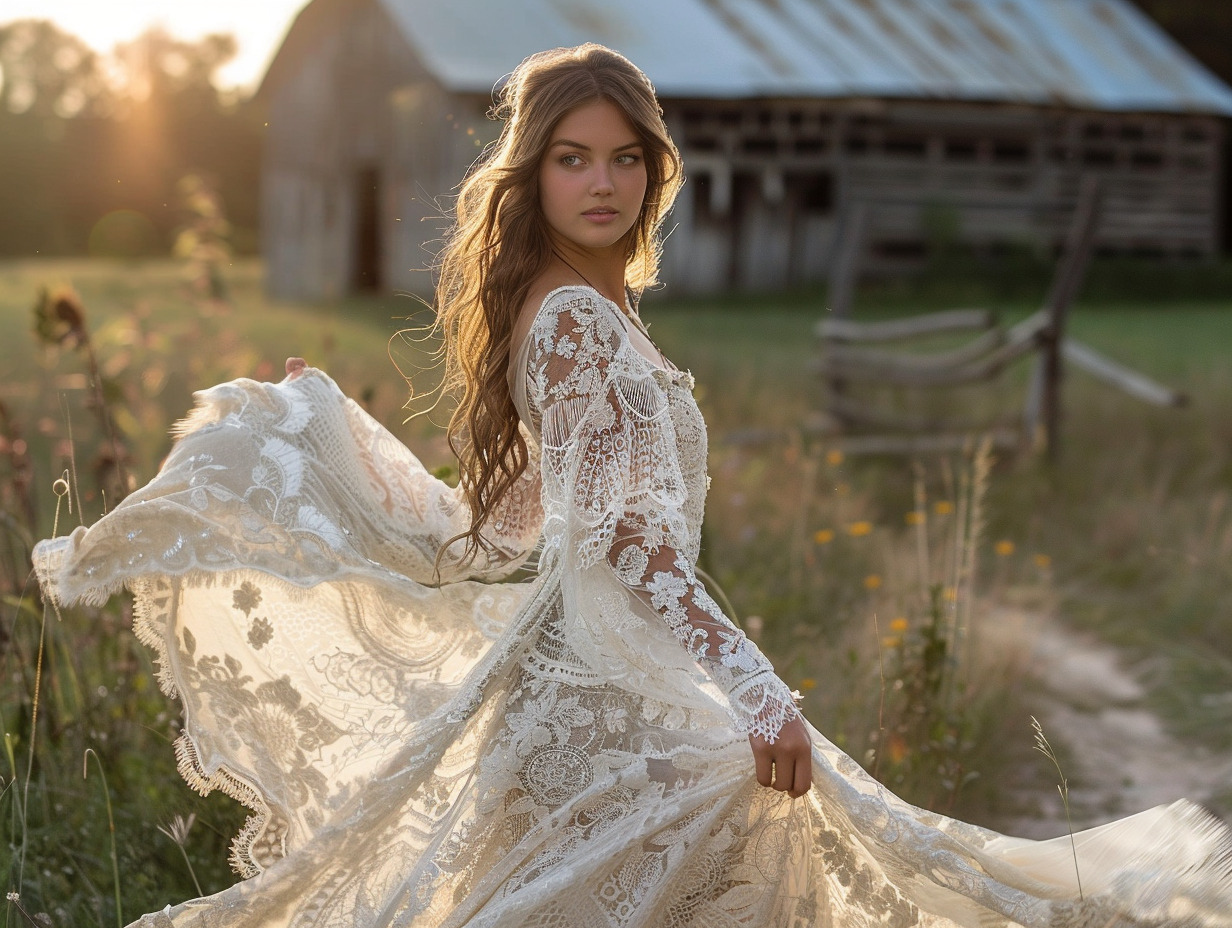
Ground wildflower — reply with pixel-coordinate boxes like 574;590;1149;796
835;482;851;497
825;449;844;466
800;678;817;691
863;574;882;591
994;540;1015;557
942;586;958;602
1034;553;1052;569
813;529;835;545
933;500;954;515
889;617;909;633
881;636;901;649
904;511;925;526
888;734;909;764
845;521;872;537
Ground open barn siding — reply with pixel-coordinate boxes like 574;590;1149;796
664;99;1225;291
258;0;1232;300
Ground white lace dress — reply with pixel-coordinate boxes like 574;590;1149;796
34;286;1232;926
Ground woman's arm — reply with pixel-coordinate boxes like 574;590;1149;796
526;294;810;795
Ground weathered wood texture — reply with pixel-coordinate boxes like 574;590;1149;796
813;178;1184;456
261;8;1225;299
663;100;1223;294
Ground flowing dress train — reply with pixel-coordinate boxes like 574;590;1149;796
34;286;1232;926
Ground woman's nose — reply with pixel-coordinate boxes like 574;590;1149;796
590;164;614;195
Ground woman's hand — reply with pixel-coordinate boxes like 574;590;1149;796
285;357;308;380
750;716;812;798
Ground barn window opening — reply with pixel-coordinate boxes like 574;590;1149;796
352;166;382;292
1082;148;1116;167
945;139;978;161
742;137;778;155
788;172;833;213
845;136;870;155
1130;149;1163;170
885;136;927;157
793;137;826;156
1182;124;1210;143
992;141;1030;163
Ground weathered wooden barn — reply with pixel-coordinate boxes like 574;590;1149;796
257;0;1232;299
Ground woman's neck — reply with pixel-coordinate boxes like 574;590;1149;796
548;241;627;306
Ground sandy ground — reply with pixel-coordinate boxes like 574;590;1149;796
981;605;1232;840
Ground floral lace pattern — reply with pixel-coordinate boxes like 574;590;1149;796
527;288;801;743
33;289;1232;927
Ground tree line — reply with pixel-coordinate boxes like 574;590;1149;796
0;19;262;257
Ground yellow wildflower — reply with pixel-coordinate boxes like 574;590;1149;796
880;636;901;649
994;539;1015;557
904;511;925;526
942;586;958;602
846;520;873;537
799;678;817;691
889;617;909;633
825;449;844;466
933;500;954;515
1034;553;1052;569
813;529;835;545
863;574;883;591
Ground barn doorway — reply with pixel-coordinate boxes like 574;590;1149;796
352;166;382;291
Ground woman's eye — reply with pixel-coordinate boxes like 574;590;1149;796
561;154;583;167
616;153;642;165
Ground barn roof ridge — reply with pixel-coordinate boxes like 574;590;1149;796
351;0;1232;115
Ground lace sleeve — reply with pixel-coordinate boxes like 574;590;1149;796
34;369;542;606
528;289;801;743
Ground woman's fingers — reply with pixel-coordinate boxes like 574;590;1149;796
751;717;812;797
752;737;774;788
285;357;307;379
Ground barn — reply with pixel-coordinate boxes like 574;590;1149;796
256;0;1232;299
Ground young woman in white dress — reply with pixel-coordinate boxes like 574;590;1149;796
36;43;1232;927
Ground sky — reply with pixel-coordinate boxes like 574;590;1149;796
2;0;310;90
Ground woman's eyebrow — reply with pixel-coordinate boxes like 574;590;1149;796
549;139;642;151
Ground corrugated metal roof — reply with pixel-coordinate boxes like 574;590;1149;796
373;0;1232;114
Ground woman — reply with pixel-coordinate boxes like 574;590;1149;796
36;44;1232;926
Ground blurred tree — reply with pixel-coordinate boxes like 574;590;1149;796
0;21;262;257
0;19;112;118
1128;1;1232;88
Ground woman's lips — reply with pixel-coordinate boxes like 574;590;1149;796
583;208;618;223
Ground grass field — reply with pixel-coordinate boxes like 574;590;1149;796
2;256;1230;923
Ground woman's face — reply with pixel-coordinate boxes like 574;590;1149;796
538;99;648;258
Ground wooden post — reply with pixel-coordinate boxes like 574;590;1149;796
827;202;866;321
1035;175;1103;459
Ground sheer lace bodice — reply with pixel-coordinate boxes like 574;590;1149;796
514;286;800;742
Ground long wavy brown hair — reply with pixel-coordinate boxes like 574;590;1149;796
434;44;684;565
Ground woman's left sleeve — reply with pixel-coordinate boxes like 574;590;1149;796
529;292;801;743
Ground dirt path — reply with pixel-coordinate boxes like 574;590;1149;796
982;606;1232;839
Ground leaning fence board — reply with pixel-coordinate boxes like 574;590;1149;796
817;308;995;343
1063;340;1189;407
821;312;1049;387
820;326;1006;376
